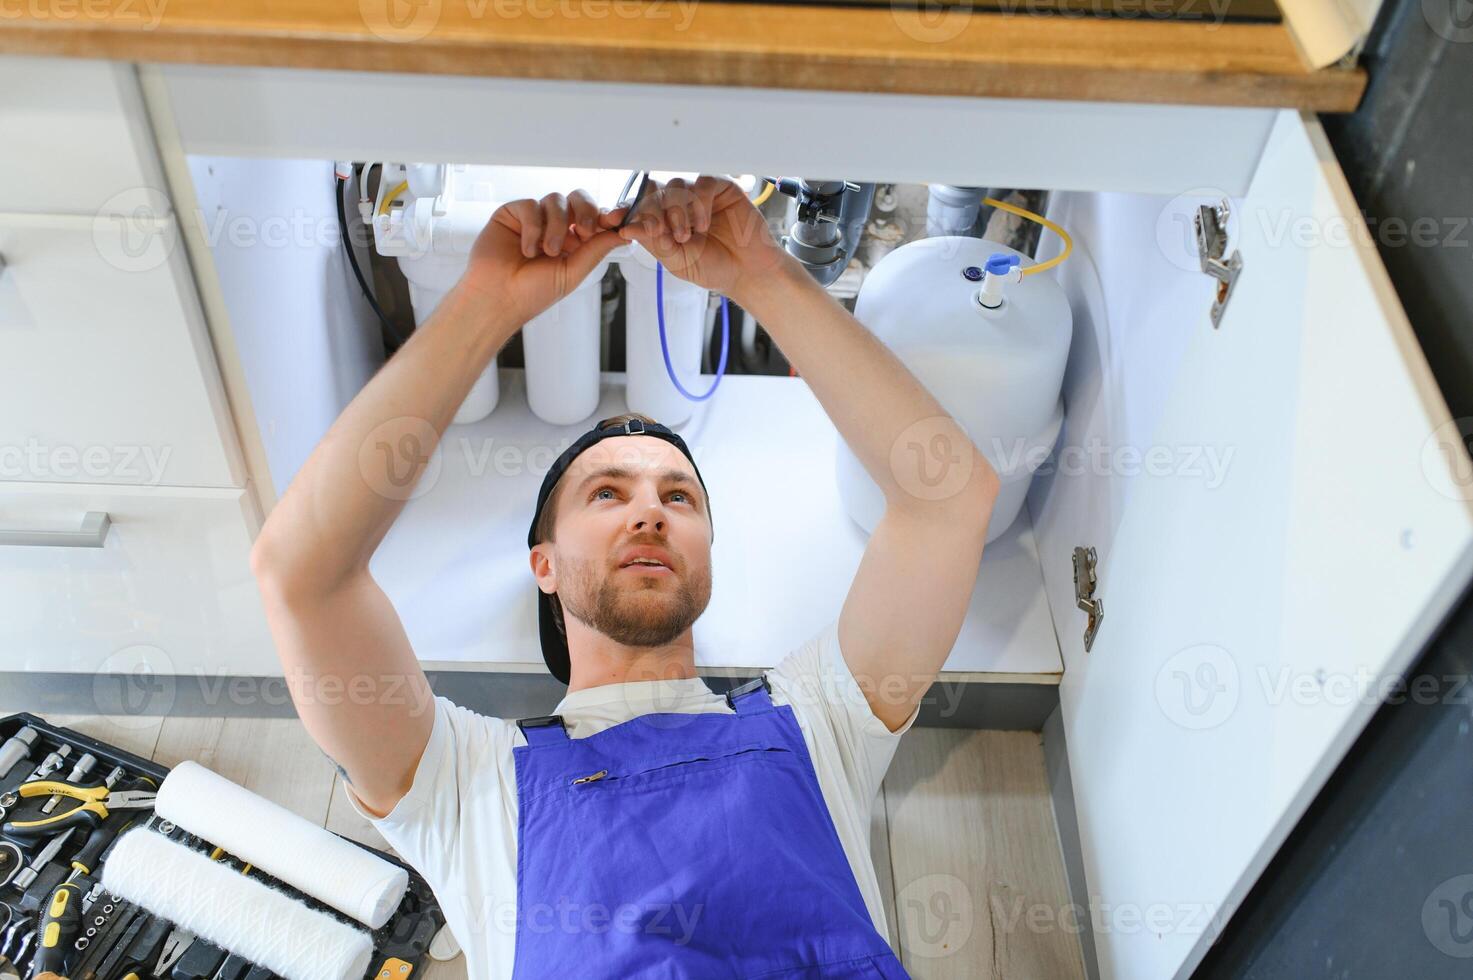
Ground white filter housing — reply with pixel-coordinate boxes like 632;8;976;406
382;166;628;425
837;236;1072;542
522;256;611;425
621;242;710;426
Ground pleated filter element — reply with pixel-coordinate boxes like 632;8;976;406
155;760;408;928
101;828;374;980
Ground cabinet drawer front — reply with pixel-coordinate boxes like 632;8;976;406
0;57;167;216
0;482;275;678
0;212;241;488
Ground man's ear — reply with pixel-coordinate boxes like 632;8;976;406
529;545;557;595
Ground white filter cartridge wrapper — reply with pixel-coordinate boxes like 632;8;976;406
102;829;374;980
156;760;408;928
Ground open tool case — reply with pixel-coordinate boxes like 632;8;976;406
0;713;444;980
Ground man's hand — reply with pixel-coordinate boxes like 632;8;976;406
463;189;625;324
609;175;793;302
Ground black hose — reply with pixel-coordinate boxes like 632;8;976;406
336;175;407;349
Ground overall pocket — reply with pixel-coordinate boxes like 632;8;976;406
567;743;794;792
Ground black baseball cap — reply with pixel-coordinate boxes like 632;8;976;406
527;416;713;684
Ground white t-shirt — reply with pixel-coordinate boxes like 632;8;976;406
345;617;919;979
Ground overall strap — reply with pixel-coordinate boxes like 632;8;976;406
725;673;775;715
516;714;570;747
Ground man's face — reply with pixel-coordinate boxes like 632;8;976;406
534;436;713;649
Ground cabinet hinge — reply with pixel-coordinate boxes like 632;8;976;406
1195;200;1242;329
1073;546;1103;653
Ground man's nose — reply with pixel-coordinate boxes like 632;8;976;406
626;486;667;533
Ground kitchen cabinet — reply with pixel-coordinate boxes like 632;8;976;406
0;57;265;686
1;42;1469;980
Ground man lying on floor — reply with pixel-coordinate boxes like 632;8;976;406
250;174;999;979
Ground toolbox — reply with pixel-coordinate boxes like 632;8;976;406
0;713;445;980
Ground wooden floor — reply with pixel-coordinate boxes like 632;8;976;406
18;713;1085;979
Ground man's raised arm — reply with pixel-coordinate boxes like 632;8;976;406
249;190;624;816
615;176;999;732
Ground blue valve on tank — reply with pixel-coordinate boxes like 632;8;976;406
977;252;1022;310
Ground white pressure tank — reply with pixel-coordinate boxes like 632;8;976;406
836;236;1072;543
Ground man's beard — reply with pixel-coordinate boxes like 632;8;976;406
558;553;712;647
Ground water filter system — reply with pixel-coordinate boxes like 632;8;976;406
376;165;715;426
369;166;1074;543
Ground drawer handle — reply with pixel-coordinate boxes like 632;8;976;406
0;511;112;548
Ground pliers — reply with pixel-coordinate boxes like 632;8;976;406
0;780;156;839
153;927;194;976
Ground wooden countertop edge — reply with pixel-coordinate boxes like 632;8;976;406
0;8;1367;111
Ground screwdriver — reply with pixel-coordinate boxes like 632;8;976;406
31;880;82;977
11;827;74;892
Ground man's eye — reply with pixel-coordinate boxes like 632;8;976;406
593;487;616;501
669;491;688;504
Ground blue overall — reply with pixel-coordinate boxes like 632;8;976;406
511;675;911;979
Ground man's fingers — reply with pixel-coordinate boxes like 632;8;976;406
512;200;544;258
540;193;570;256
660;178;694;242
568;189;600;240
598;205;627;230
564;228;624;284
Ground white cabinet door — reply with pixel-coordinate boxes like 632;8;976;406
0;481;275;678
0;211;243;488
0;57;168;217
1053;111;1473;980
